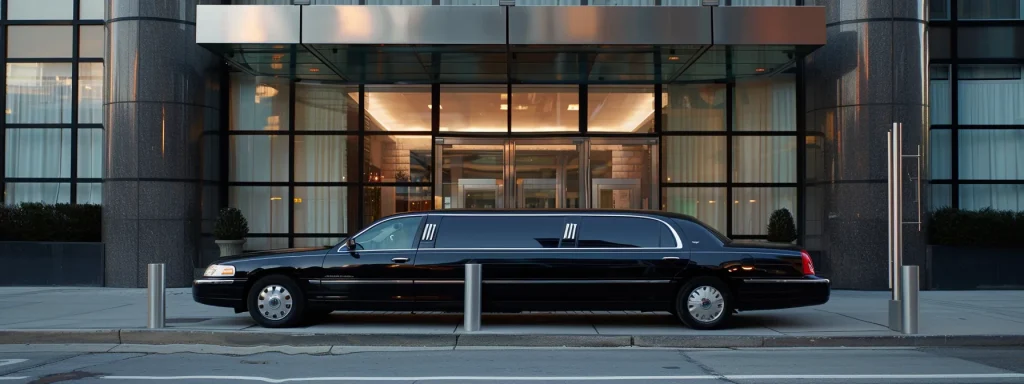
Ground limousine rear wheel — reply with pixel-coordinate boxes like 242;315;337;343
675;277;732;330
247;275;306;328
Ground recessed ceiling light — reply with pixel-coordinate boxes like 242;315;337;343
755;68;766;73
567;104;580;111
428;105;442;110
308;68;320;73
668;56;680;61
515;105;529;111
500;104;508;110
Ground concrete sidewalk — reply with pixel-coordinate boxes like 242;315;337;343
1;288;1022;348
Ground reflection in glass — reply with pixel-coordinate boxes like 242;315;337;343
663;84;725;131
930;130;952;180
230;135;289;182
958;129;1024;180
663;188;727;234
80;26;105;58
295;135;357;182
734;75;796;131
80;0;105;20
441;0;498;4
363;186;432;224
7;0;74;20
78;129;103;179
294;187;356;235
590;143;653;209
732;187;797;235
930;184;952;211
663;136;726;183
365;85;431;132
79;63;103;124
441;142;505;209
957;65;1024;125
296;84;358;131
957;0;1022;20
516;0;580;4
440;85;508;133
6;63;73;124
931;65;951;125
960;184;1024;210
230;74;289;131
7;26;74;58
587;86;655;133
4;183;71;204
77;183;102;204
230;186;289;235
364;135;432;183
515;142;580;208
511;85;579;132
5;129;71;178
732;136;797;183
727;0;796;5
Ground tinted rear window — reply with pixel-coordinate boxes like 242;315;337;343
577;216;671;248
434;216;565;249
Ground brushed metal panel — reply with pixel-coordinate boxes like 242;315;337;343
713;6;826;45
196;5;301;44
302;6;506;45
508;6;711;45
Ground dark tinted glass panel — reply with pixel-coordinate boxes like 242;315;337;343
434;216;564;249
659;225;677;248
674;218;728;247
577;217;662;248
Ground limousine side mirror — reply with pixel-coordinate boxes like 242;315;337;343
345;238;358;253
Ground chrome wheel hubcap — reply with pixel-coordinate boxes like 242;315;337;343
257;285;293;321
687;286;725;323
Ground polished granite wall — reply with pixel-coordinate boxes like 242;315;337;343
103;0;223;288
803;0;930;290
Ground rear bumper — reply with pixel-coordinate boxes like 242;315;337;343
192;278;246;309
734;276;831;311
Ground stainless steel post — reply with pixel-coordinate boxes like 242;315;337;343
464;263;482;332
892;123;903;300
900;265;919;334
147;263;166;329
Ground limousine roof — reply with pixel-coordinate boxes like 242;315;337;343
390;209;702;222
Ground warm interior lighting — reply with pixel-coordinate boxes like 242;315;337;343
255;84;278;98
309;68;320;73
755;68;766;73
271;63;283;70
270;197;283;201
709;200;715;204
293;198;303;203
749;199;757;203
428;105;442;110
4;109;10;115
500;104;508;110
567;104;580;111
668;56;680;61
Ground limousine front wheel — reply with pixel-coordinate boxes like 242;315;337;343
247;275;306;328
675;277;732;330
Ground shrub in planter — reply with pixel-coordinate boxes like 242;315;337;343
766;208;798;243
929;207;1023;247
214;207;249;257
0;203;101;242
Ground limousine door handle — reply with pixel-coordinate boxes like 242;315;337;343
391;257;410;264
662;256;680;260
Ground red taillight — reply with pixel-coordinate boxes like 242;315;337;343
801;250;815;276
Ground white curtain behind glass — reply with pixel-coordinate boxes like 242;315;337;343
77;128;103;179
665;84;726;131
728;0;796;5
664;188;727;234
515;0;581;5
961;184;1024;211
958;65;1024;125
78;63;103;124
5;129;71;179
732;187;797;235
959;130;1024;180
294;187;348;235
294;85;351;235
590;0;655;5
931;78;951;125
5;183;70;204
6;63;73;124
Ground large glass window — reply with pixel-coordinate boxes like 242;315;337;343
587;86;655;133
957;0;1022;20
296;84;358;131
363;186;432;223
77;129;103;179
732;136;797;183
230;74;289;131
440;85;507;133
5;129;71;178
931;0;951;20
295;135;356;182
961;184;1024;210
7;0;74;20
732;187;798;236
930;129;952;180
663;84;726;131
434;216;563;249
662;136;726;183
577;216;665;248
230;186;289;237
364;135;432;183
931;65;951;125
7;26;74;58
511;85;580;133
734;75;796;132
80;0;105;20
663;188;727;234
957;65;1024;125
365;85;431;132
79;63;103;124
80;26;105;59
4;183;70;204
294;187;356;235
230;135;289;182
6;63;73;124
959;130;1024;180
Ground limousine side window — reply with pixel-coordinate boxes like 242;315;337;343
434;216;564;249
348;216;424;251
577;216;673;248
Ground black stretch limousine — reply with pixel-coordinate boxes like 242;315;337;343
193;210;830;329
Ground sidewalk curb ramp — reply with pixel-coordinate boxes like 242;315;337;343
2;330;1023;348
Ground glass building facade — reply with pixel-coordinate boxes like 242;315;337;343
3;0;1018;289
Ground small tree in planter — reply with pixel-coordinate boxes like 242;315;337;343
766;208;798;243
214;207;249;257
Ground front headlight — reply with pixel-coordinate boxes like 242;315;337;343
203;264;236;277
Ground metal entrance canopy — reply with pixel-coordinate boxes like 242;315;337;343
196;5;825;84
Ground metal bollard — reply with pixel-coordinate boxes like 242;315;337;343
147;263;166;329
900;265;919;335
464;263;482;332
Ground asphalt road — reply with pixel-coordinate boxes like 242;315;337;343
1;346;1023;383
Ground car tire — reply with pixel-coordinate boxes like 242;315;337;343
247;275;306;328
674;276;733;330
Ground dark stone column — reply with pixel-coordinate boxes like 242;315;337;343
103;0;222;288
803;0;929;290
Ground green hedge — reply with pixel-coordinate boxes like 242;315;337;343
928;207;1024;248
0;203;102;242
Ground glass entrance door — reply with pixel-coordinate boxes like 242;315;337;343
436;137;655;210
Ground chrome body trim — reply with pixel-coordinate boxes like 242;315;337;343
313;279;673;284
194;279;242;285
742;279;831;284
320;279;415;284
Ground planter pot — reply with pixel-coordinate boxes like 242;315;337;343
0;241;104;286
215;239;246;257
929;245;1024;290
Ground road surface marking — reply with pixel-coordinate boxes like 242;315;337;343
0;360;26;368
102;373;1024;382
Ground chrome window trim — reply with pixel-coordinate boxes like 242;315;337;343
416;247;680;252
194;279;242;285
742;279;830;284
338;214;427;253
310;279;671;284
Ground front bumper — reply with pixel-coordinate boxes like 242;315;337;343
192;278;246;309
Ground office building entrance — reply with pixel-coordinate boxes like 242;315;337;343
436;137;657;210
